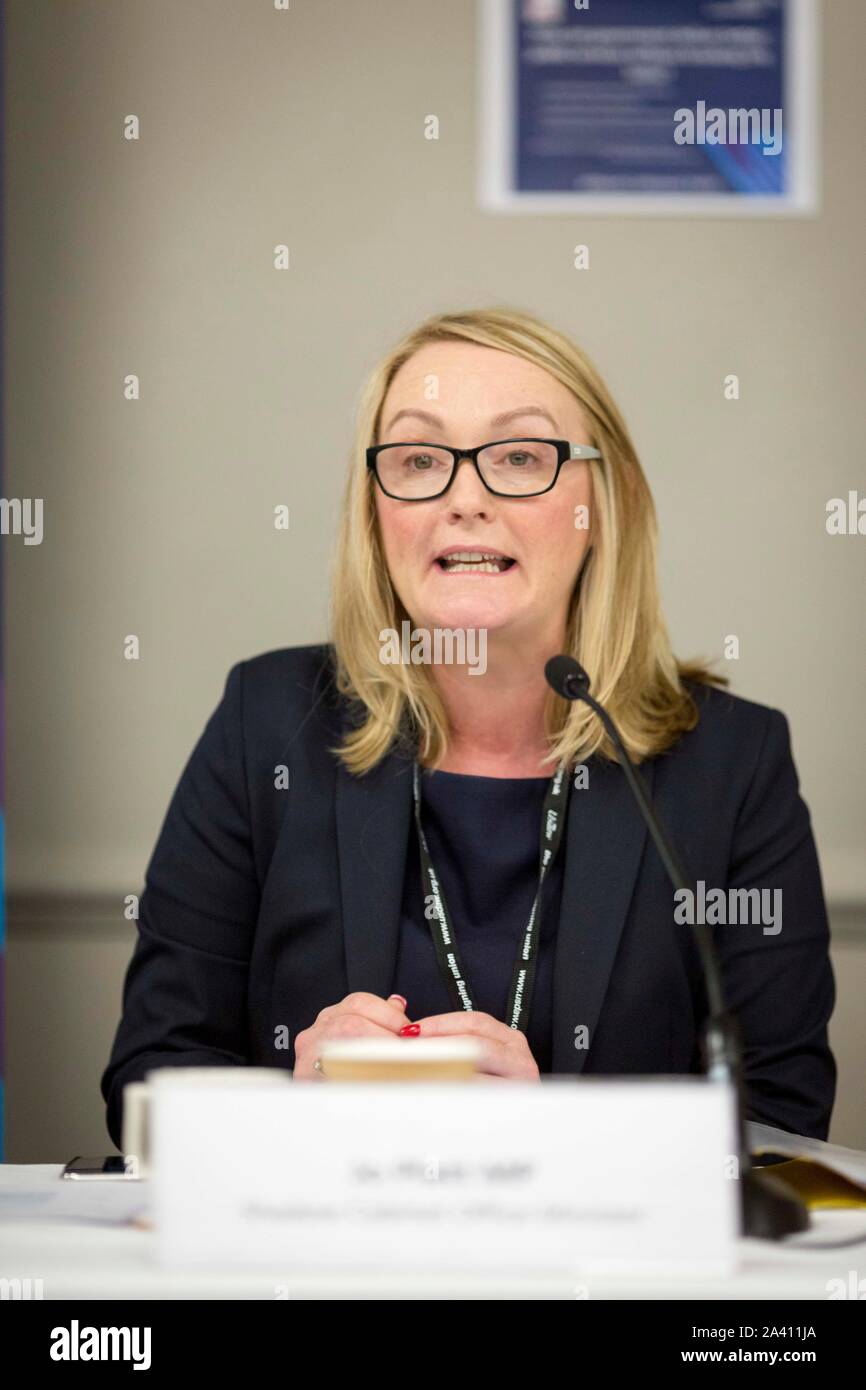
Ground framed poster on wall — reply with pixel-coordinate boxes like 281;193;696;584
479;0;819;215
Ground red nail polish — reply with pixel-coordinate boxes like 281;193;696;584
399;1023;420;1037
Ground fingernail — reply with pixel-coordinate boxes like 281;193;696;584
399;1023;421;1037
388;994;407;1007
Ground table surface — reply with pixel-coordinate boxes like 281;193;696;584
2;1165;866;1299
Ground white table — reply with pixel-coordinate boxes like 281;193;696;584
2;1164;865;1299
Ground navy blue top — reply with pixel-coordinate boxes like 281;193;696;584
391;767;566;1073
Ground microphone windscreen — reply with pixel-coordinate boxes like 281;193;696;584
544;654;588;698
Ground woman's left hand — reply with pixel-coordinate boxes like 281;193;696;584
401;1012;540;1080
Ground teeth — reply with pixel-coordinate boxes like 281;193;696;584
438;550;513;573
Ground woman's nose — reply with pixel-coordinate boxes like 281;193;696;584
445;456;492;514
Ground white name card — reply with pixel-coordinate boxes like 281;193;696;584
152;1076;739;1276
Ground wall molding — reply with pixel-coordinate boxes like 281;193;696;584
7;890;866;940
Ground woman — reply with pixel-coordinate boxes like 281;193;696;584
101;307;836;1147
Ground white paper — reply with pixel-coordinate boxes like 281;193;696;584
748;1121;866;1188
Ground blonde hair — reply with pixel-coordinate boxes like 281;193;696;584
329;307;725;775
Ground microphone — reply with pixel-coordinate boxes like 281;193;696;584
545;654;808;1240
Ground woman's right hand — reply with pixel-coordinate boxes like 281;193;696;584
292;991;410;1079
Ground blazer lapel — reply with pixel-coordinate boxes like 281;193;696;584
336;740;414;998
550;754;655;1074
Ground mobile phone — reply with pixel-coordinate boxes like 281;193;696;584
61;1155;138;1180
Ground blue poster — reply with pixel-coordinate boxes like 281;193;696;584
480;0;818;215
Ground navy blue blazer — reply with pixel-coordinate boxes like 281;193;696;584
101;644;837;1148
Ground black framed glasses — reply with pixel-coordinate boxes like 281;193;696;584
366;438;602;500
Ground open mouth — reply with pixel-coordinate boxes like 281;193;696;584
434;550;517;574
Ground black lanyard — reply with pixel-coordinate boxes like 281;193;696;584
411;759;572;1034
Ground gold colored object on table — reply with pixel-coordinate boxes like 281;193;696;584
753;1156;866;1210
317;1037;481;1082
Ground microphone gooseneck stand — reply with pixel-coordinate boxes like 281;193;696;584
544;654;809;1241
